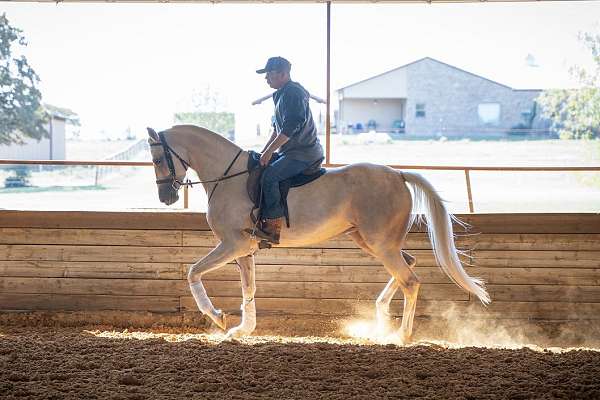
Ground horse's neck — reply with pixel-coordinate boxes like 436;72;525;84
170;127;247;195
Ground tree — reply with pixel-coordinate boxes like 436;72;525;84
189;84;228;113
538;28;600;140
0;13;48;146
174;111;235;138
174;85;235;141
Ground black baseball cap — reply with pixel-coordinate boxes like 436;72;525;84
256;56;291;74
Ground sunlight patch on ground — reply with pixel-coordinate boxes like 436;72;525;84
84;329;373;346
83;321;600;353
341;318;600;353
412;339;600;354
343;319;404;345
83;328;600;353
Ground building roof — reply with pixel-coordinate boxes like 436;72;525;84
337;57;544;93
44;104;80;124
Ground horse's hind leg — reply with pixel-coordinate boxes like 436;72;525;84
349;231;417;335
349;231;398;325
349;231;416;268
348;230;376;256
375;249;421;343
375;277;400;331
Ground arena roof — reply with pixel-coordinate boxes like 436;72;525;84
2;0;594;3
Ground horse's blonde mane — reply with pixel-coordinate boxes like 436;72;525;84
168;124;239;149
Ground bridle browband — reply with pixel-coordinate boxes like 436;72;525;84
150;132;191;188
150;131;248;203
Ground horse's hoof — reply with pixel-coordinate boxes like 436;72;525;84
402;251;417;268
399;332;412;345
224;326;247;339
212;310;227;330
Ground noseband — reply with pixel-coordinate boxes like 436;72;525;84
150;132;191;191
150;131;248;203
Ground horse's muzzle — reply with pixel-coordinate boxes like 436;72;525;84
159;186;179;205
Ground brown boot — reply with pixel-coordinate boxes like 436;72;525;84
246;217;283;244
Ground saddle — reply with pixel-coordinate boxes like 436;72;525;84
246;150;326;229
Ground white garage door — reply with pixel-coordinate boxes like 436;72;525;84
341;98;404;132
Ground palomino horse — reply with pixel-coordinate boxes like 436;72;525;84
147;125;490;342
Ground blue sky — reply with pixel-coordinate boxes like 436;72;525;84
1;1;599;140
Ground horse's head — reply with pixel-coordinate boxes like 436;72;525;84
147;127;187;206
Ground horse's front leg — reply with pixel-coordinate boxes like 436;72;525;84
225;255;257;339
188;242;242;330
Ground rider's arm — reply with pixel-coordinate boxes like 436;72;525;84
261;129;277;153
278;88;306;139
264;133;290;155
260;87;305;165
260;133;290;166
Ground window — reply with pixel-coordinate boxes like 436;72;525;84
415;103;426;118
478;103;501;126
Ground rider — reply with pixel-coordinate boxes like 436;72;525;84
251;56;324;244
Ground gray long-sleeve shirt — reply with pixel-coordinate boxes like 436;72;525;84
272;81;324;164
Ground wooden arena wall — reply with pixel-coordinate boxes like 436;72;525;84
0;211;599;325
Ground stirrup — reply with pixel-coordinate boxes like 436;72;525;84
252;227;280;244
258;240;272;249
242;227;278;247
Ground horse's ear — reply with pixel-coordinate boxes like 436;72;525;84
147;127;159;143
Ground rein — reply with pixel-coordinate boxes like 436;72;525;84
150;132;248;204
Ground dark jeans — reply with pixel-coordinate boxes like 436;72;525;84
261;155;310;219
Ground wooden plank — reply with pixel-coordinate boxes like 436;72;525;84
0;228;182;247
0;277;466;300
0;245;189;262
465;233;600;251
471;267;600;286
4;245;598;269
201;264;469;285
1;211;598;234
486;285;600;303
0;210;211;230
181;297;600;320
252;248;442;266
0;245;446;265
0;293;179;312
181;297;470;316
182;231;435;250
459;213;600;234
0;261;182;279
195;264;600;286
0;277;188;296
203;264;600;286
201;280;468;301
2;228;596;253
473;250;600;269
466;300;600;320
0;310;197;329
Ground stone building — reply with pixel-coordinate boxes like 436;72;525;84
337;57;551;138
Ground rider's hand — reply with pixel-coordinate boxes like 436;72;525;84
260;151;272;167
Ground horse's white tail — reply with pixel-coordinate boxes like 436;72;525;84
402;171;491;305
